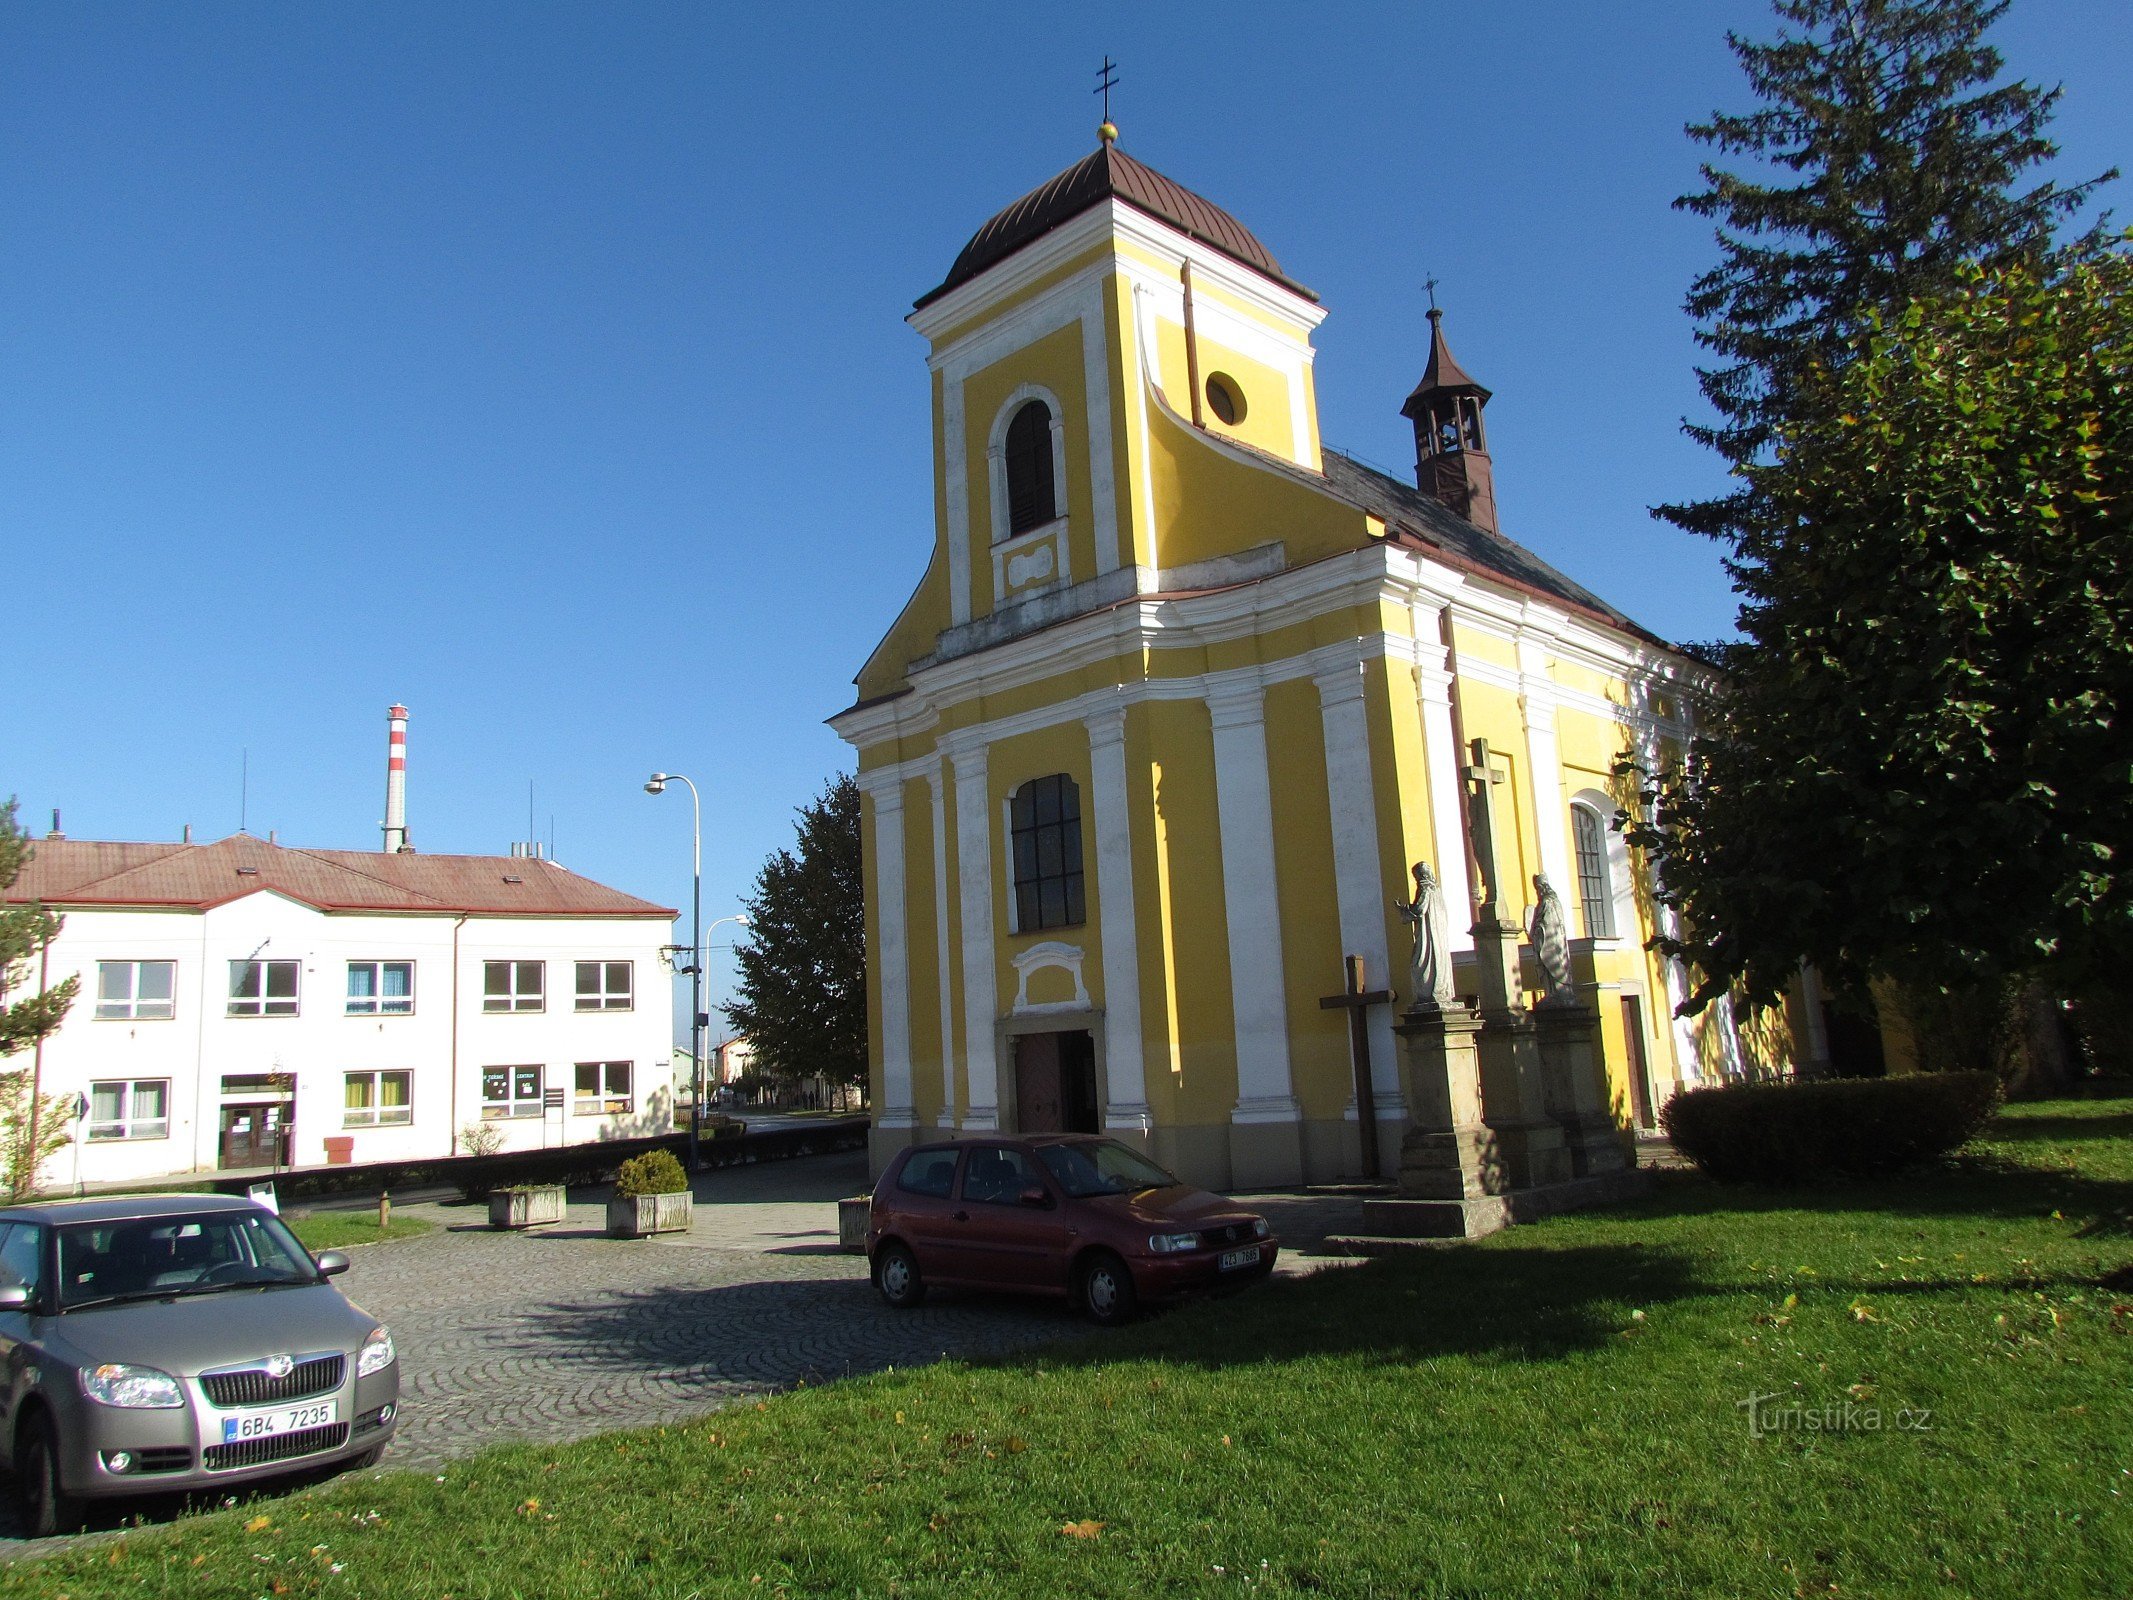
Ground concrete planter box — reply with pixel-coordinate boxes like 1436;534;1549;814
488;1185;567;1231
838;1195;872;1254
607;1191;692;1239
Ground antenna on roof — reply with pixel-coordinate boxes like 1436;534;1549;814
240;749;249;835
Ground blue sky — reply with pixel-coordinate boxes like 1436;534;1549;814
6;2;2126;1033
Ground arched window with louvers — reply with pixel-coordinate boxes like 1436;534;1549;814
1003;399;1058;537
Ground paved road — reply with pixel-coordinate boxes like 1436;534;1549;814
0;1150;1364;1557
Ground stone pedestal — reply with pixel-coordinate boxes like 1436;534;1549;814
1468;908;1573;1190
1393;1003;1507;1199
1534;1002;1633;1177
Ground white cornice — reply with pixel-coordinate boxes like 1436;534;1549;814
910;198;1325;353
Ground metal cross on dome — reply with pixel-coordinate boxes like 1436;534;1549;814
1095;56;1119;123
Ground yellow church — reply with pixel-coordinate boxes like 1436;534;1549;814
831;127;1787;1188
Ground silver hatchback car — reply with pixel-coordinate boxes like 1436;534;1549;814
0;1194;400;1534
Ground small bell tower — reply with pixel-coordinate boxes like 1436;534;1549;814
1400;303;1498;534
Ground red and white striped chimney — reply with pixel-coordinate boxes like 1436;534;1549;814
382;703;411;853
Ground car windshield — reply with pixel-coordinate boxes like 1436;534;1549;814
55;1210;318;1310
1038;1140;1180;1198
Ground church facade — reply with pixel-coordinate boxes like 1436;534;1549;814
831;132;1782;1188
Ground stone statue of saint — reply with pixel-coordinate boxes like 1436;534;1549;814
1397;861;1458;1010
1529;873;1577;1007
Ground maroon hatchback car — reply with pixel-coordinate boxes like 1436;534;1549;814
867;1135;1278;1325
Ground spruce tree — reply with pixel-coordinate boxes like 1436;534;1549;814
1660;0;2112;542
721;774;866;1095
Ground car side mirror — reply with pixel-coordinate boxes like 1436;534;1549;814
0;1284;30;1312
314;1250;351;1278
1017;1185;1053;1209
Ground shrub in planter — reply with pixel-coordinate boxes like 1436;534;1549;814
1660;1071;2002;1184
608;1149;691;1238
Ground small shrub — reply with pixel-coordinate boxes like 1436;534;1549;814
1661;1071;2002;1183
613;1148;689;1200
457;1123;504;1158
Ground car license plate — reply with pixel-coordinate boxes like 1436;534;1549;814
221;1400;338;1444
1219;1246;1258;1271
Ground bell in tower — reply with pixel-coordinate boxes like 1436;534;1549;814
1400;305;1498;535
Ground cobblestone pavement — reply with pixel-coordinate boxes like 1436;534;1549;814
0;1151;1365;1558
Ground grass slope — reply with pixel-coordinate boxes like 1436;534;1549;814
8;1094;2130;1599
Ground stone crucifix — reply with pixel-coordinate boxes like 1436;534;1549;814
1463;738;1525;1017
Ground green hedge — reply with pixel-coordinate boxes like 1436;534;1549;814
1660;1071;2003;1183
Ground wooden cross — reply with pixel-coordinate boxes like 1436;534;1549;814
1319;954;1393;1179
1094;56;1119;123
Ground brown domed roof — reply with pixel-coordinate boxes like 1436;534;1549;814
916;143;1315;309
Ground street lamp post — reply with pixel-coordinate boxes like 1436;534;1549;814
644;772;704;1169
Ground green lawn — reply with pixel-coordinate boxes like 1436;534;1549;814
280;1211;436;1253
10;1093;2130;1598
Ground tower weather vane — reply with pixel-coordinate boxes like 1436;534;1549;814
1095;56;1119;140
1424;275;1440;313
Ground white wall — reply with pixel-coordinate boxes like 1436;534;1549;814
23;891;675;1189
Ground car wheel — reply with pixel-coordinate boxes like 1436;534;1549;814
18;1412;83;1537
351;1446;385;1469
1079;1251;1139;1327
873;1242;926;1308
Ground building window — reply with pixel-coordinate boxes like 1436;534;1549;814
574;962;633;1012
95;961;176;1021
88;1079;170;1141
481;1065;544;1119
1004;399;1057;536
347;961;414;1015
343;1070;413;1128
1572;804;1617;940
228;960;299;1017
573;1061;632;1115
1010;774;1086;932
483;961;544;1013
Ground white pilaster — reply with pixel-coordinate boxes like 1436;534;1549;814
1412;604;1475;949
925;761;957;1127
1517;640;1575;898
1205;677;1299;1123
1084;699;1150;1132
948;740;1000;1130
943;376;971;626
1313;652;1405;1123
862;775;916;1129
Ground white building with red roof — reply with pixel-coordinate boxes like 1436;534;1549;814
6;829;678;1187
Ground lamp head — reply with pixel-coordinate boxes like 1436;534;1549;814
644;773;668;795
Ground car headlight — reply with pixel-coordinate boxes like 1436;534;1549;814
81;1363;184;1409
1147;1232;1198;1254
358;1325;396;1377
1252;1217;1271;1238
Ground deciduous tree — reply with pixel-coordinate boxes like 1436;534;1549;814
0;798;79;1195
1627;251;2133;1088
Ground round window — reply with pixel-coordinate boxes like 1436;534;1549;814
1205;374;1245;425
